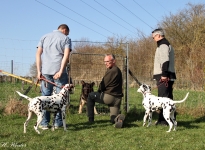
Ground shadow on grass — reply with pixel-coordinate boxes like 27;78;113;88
124;107;205;130
177;116;205;130
0;133;13;138
68;105;154;129
69;119;114;131
68;104;110;114
123;106;158;128
194;116;205;122
4;104;204;131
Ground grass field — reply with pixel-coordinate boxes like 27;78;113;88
0;82;205;150
1;111;205;149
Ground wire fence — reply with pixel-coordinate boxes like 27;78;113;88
0;39;204;117
69;53;125;114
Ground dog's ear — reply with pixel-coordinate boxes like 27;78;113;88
81;80;85;85
142;84;151;92
148;85;151;91
68;84;74;88
142;84;147;89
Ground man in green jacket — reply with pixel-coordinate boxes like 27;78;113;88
87;54;125;128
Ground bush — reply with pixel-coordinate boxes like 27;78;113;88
4;98;27;116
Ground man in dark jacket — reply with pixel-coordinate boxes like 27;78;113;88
87;54;125;128
152;28;176;125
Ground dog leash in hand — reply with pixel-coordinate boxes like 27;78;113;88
157;78;169;88
35;75;64;91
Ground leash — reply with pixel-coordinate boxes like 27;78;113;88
127;68;169;88
128;69;142;86
35;75;64;91
157;78;169;88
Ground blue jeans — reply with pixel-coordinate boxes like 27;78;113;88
40;73;68;127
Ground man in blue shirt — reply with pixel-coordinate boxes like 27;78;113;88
36;24;71;129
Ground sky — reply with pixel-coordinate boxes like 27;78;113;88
0;0;204;76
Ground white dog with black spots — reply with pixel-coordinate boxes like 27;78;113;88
137;84;189;132
16;84;73;134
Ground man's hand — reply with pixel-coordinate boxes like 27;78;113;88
161;76;167;80
37;72;42;80
160;76;169;82
53;71;62;79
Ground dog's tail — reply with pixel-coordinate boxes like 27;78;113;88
16;91;32;101
173;92;189;104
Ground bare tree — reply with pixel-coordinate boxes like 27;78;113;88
158;3;205;89
29;3;205;89
29;62;37;77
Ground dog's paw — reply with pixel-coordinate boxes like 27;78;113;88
35;130;41;134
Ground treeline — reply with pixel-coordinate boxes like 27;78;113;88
71;3;205;90
29;3;205;90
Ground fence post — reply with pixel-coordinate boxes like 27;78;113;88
10;60;13;82
125;42;129;113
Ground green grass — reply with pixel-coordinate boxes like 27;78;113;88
0;82;205;149
1;112;205;150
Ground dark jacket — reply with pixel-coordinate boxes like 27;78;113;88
98;65;123;97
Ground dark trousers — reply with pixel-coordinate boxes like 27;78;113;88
157;80;174;122
87;92;121;123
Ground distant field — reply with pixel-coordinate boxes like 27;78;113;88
0;82;204;116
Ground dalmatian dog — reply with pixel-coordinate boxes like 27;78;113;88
52;85;75;107
16;84;74;134
78;81;98;114
53;84;75;95
137;83;189;132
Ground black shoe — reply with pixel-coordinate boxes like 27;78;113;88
88;117;94;123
